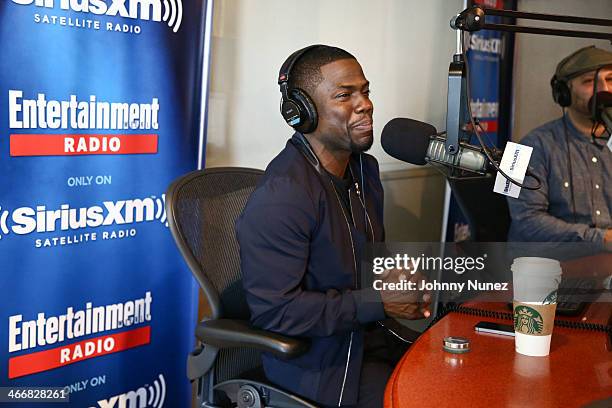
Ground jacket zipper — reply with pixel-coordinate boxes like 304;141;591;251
354;182;375;242
338;331;353;406
354;181;413;345
330;182;357;407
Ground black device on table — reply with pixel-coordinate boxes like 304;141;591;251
505;277;598;316
474;321;515;337
556;277;598;316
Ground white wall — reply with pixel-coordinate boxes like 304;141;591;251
205;0;465;241
205;0;463;172
512;0;612;141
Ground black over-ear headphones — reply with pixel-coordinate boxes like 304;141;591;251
551;75;572;107
278;45;321;134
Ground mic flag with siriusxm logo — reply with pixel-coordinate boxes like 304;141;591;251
493;142;533;198
0;0;208;406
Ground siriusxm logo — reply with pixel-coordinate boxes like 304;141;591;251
469;34;502;55
11;0;183;32
503;177;512;193
91;374;166;408
0;195;166;238
503;149;521;193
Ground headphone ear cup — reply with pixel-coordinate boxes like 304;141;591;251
291;89;318;134
558;81;571;108
280;98;303;127
551;77;572;107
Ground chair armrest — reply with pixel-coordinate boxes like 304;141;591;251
196;319;310;359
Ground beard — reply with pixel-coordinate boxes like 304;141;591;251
572;100;591;117
316;126;374;154
349;132;374;153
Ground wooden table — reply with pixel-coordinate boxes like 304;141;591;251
384;302;612;408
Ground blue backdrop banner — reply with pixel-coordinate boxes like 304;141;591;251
0;1;207;406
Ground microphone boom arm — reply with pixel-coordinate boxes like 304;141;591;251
451;5;612;41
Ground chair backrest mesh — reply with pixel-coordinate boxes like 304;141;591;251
171;168;263;319
169;168;266;385
214;347;262;384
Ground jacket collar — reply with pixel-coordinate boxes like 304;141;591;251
290;132;362;183
290;133;371;240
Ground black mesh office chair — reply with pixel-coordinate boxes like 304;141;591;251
166;167;314;408
448;173;511;242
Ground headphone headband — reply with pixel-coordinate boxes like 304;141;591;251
278;45;322;86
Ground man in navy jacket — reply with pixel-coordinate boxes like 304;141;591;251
237;45;428;407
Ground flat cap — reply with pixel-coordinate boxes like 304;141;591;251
555;45;612;80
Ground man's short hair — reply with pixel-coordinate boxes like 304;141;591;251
289;45;356;96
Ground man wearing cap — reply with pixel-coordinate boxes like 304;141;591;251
507;45;612;248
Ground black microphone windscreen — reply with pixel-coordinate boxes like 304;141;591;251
590;91;612;107
589;91;612;122
381;118;437;165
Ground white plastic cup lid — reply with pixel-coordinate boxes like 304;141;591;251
511;257;562;277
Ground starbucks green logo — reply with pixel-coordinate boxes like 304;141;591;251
543;290;557;305
514;306;544;334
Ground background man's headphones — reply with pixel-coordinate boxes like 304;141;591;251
278;45;321;134
550;75;572;107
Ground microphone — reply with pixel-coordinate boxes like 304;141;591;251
589;91;612;135
381;118;490;174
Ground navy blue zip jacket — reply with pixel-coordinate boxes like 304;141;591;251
236;133;386;406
